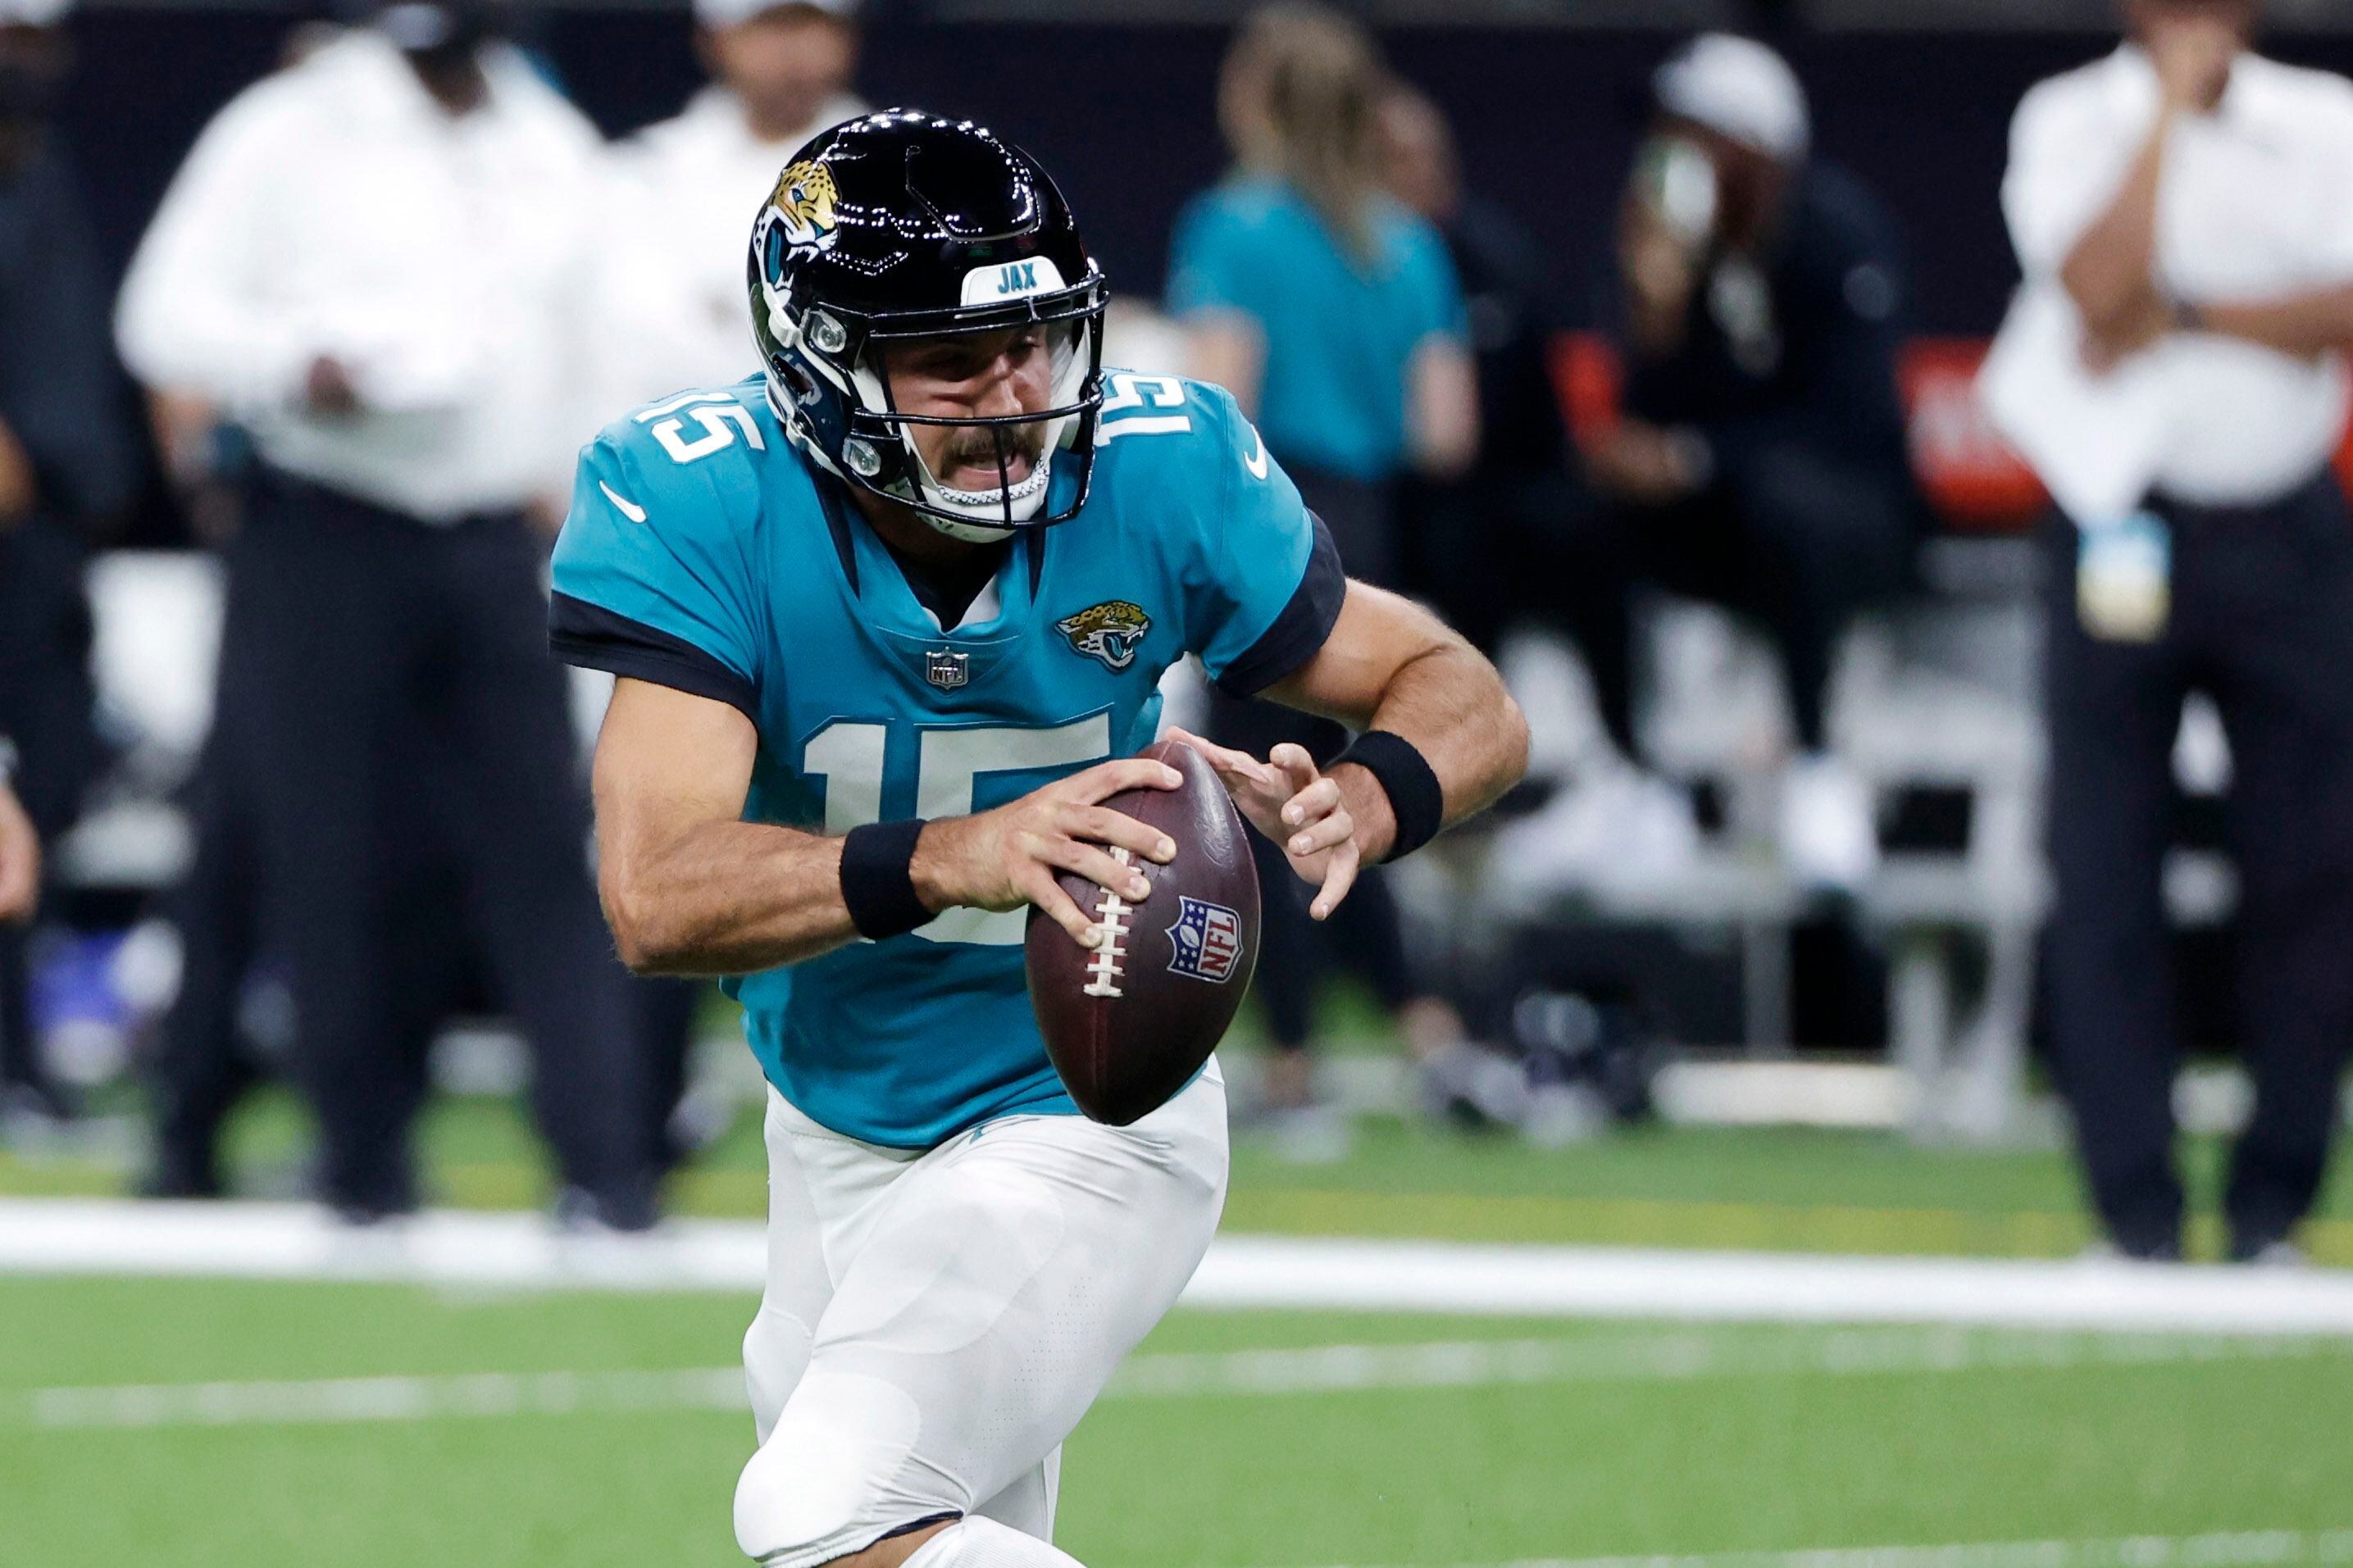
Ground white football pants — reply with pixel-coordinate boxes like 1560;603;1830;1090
733;1063;1230;1568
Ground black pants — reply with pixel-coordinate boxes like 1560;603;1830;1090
144;729;264;1191
147;541;464;1193
0;516;99;1107
1207;466;1416;1052
1408;448;1911;758
1402;466;1641;757
1626;448;1914;753
232;470;650;1216
2043;474;2353;1256
634;975;701;1175
146;498;275;1188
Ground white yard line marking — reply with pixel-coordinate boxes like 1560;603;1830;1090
16;1325;2352;1432
7;1198;2353;1335
1299;1530;2353;1568
1194;1234;2353;1337
1104;1324;2353;1399
23;1368;748;1431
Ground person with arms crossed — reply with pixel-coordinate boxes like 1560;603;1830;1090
550;112;1526;1568
1986;0;2353;1262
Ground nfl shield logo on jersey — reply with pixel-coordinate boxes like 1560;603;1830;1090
925;649;970;690
1165;897;1243;984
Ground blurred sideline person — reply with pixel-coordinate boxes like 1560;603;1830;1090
1559;34;1917;896
1986;0;2353;1263
1378;80;1701;891
116;0;656;1227
1167;3;1478;1155
595;0;863;1175
140;20;331;1201
0;0;137;1128
1377;81;1572;641
597;0;862;405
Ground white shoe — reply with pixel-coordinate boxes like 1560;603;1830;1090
1522;1083;1609;1148
1415;1040;1531;1129
1779;752;1878;893
2238;1239;2308;1270
1491;763;1699;903
1264;1103;1354;1166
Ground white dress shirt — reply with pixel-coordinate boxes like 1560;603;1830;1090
594;86;866;410
1983;46;2353;519
116;30;607;522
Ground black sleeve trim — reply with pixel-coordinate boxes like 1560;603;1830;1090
1213;511;1346;698
548;593;758;721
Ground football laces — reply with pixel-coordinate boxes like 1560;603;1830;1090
1081;846;1132;999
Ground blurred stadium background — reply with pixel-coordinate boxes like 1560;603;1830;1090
7;0;2353;1564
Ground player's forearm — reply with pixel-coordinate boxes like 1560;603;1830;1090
2197;284;2353;360
599;819;861;975
1331;639;1530;861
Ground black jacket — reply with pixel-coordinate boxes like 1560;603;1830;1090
1619;161;1912;487
0;141;139;529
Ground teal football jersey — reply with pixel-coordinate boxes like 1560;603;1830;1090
549;373;1342;1149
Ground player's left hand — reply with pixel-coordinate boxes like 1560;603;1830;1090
1164;727;1359;920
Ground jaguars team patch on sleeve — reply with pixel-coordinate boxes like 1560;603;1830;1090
1056;600;1152;670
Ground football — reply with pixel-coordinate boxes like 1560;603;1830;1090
1025;739;1262;1125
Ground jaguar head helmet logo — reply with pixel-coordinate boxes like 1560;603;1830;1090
767;160;840;257
1056;601;1152;672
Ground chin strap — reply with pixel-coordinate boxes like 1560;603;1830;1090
930;461;1051;509
912;448;1054;541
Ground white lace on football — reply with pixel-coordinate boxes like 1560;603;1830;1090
1081;846;1132;998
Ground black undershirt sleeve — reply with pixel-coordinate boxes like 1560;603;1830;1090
1212;511;1347;699
548;592;759;722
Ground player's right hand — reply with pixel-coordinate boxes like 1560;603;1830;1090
914;758;1182;949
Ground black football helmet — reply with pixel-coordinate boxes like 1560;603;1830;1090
749;110;1109;542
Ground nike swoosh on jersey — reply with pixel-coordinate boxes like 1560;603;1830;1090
1243;426;1269;480
599;480;648;523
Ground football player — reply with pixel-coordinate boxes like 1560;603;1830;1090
550;111;1527;1568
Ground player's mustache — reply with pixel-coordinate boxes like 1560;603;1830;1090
940;424;1046;471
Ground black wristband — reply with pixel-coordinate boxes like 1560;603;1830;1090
840;819;932;940
1332;730;1444;862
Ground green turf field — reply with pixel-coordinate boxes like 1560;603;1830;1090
11;1050;2353;1564
5;1274;2353;1566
